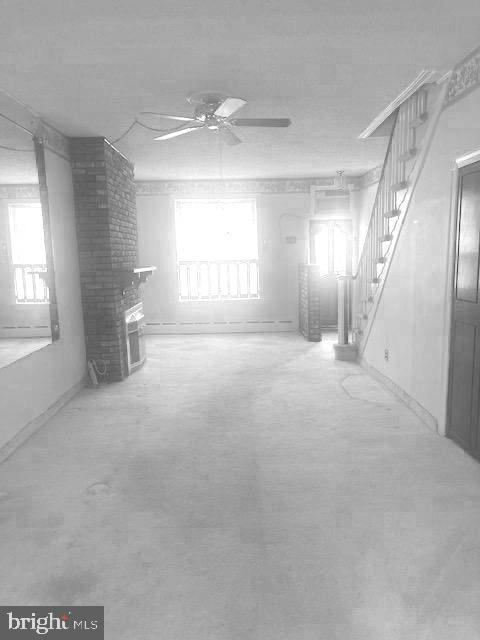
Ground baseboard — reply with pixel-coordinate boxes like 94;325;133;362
0;377;86;464
360;358;438;433
0;327;51;338
144;319;297;334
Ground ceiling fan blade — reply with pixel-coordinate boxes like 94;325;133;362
219;127;242;146
214;97;247;118
229;118;291;127
141;111;197;123
154;125;204;141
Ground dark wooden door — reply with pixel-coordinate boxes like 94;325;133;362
447;161;480;459
310;219;352;327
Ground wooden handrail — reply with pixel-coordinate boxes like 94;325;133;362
354;109;399;278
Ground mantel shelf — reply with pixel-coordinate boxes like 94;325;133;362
118;266;157;293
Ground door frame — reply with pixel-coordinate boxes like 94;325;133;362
308;218;353;274
445;149;480;446
308;185;356;265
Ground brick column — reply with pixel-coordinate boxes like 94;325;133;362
70;138;140;381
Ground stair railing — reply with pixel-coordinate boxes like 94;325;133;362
349;86;430;345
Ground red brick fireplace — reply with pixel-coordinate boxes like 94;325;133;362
70;137;153;382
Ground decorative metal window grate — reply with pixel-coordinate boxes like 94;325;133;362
13;264;49;303
8;202;48;304
175;198;259;301
178;260;259;301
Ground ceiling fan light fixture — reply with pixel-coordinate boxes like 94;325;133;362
151;92;291;143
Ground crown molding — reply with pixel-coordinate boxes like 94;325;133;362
359;165;382;187
0;87;39;137
445;45;480;108
359;70;437;139
0;184;40;199
0;87;70;161
135;177;339;196
37;121;70;160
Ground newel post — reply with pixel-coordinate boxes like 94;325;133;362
333;274;358;361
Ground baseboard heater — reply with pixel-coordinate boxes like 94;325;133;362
145;319;294;332
0;324;50;338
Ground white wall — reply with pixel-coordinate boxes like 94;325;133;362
362;86;480;435
0;149;86;449
137;192;308;333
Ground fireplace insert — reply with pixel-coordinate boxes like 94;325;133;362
124;303;146;374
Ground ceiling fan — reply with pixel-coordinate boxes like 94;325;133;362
142;92;291;145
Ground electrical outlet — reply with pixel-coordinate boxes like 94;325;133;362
384;349;389;362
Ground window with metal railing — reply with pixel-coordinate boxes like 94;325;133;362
175;198;259;301
13;264;49;303
8;202;49;304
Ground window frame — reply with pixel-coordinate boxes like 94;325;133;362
174;196;261;302
7;200;49;305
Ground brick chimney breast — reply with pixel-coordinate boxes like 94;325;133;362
70;137;141;381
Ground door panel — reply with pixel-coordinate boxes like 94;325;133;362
318;276;338;327
309;219;352;328
448;161;480;458
449;322;476;449
455;171;480;303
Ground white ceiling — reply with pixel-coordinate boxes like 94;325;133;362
0;0;479;181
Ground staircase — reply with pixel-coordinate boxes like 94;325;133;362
351;78;449;352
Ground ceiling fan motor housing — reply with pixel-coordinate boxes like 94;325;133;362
190;94;230;128
188;91;227;117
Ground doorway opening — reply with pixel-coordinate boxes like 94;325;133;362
309;219;352;328
447;158;480;460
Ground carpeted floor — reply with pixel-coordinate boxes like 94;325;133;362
1;333;480;639
0;337;50;369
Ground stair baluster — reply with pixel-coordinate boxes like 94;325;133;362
351;85;435;344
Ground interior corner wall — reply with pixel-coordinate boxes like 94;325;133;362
136;191;308;333
0;149;86;450
361;86;480;435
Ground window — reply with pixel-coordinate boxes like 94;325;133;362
309;219;352;275
8;203;49;304
175;198;259;300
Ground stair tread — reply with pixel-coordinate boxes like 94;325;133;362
391;180;408;192
399;147;417;162
383;208;400;218
409;112;428;128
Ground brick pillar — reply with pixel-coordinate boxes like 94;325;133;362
70;138;140;381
